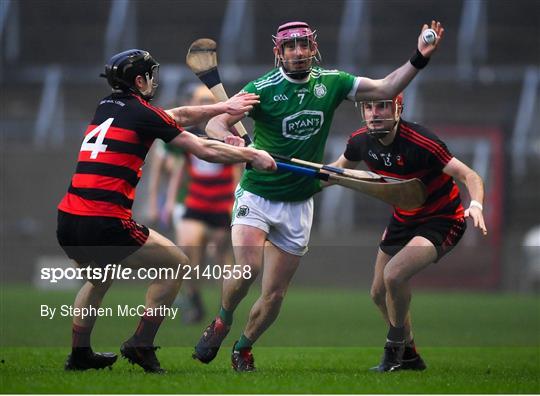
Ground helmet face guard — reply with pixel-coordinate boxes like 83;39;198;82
139;64;160;99
102;49;160;100
273;21;321;76
357;94;404;139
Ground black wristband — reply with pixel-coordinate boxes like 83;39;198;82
409;49;430;69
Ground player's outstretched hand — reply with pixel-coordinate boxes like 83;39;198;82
251;149;277;171
417;20;445;58
224;92;260;116
224;135;246;147
465;206;488;236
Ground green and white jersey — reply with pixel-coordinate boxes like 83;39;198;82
241;66;359;201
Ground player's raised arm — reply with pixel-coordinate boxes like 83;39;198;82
354;20;444;101
165;92;259;127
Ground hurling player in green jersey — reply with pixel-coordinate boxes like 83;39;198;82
193;20;445;371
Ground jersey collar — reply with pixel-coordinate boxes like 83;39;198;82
279;67;310;84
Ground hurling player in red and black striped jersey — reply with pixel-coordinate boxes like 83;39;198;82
56;49;275;373
331;93;487;372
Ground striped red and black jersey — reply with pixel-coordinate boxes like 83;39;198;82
184;154;235;214
344;120;464;223
58;92;183;219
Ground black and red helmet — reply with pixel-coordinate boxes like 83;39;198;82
102;49;159;96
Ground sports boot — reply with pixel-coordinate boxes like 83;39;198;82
65;347;117;371
370;341;404;372
192;317;230;364
231;341;256;372
401;345;427;370
121;337;164;374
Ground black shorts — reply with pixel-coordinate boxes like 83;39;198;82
183;207;231;229
380;216;466;262
56;210;149;267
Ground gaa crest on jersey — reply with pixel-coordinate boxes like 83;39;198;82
282;110;324;140
314;83;327;98
236;205;250;218
273;94;289;102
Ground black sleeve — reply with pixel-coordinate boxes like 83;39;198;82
423;134;453;170
343;132;365;162
135;103;183;143
402;121;454;170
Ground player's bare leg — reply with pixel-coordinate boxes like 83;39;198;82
73;269;114;328
231;241;300;372
178;219;208;323
68;232;187;373
371;250;391;324
212;227;234;268
370;249;414;341
203;227;234;316
243;242;300;341
223;225;265;310
65;264;117;371
122;229;187;307
120;229;188;373
179;219;207;278
384;236;436;330
192;224;264;364
371;238;434;372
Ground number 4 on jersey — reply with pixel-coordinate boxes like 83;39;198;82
80;118;114;159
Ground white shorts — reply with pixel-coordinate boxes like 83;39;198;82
231;188;314;256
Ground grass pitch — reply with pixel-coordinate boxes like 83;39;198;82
1;285;539;393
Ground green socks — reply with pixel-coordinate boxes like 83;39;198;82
217;307;252;351
219;306;233;326
234;334;253;351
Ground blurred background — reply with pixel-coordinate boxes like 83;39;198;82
1;0;539;295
